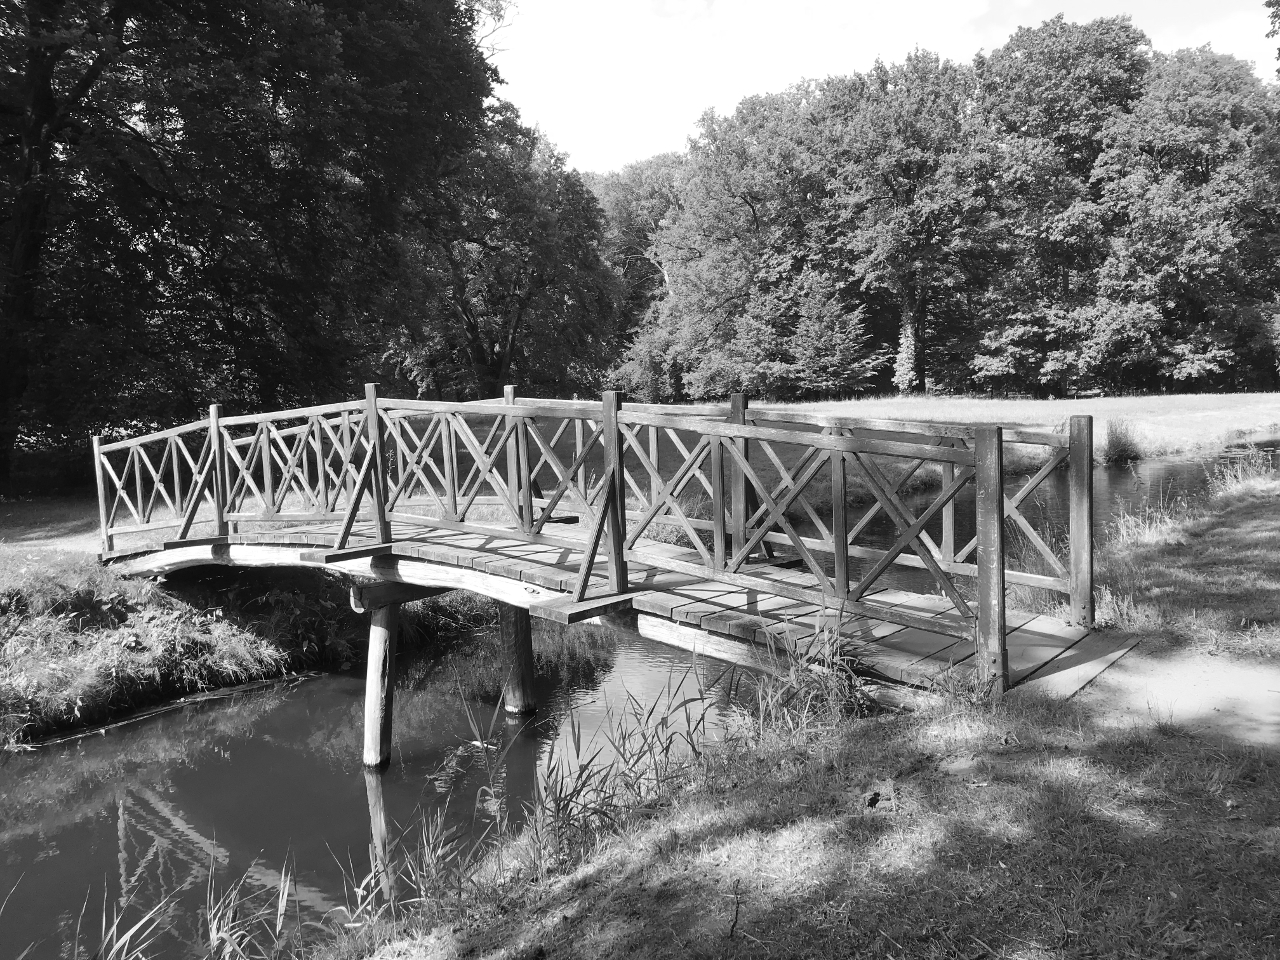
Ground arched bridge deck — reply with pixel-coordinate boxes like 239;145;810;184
95;387;1102;697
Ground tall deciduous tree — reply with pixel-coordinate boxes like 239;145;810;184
0;0;493;487
389;102;622;399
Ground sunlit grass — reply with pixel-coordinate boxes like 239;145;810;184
771;392;1280;461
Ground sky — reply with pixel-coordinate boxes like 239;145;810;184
487;0;1278;174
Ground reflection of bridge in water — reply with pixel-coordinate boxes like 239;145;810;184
114;784;345;928
94;386;1117;767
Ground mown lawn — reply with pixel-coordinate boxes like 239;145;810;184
770;392;1280;461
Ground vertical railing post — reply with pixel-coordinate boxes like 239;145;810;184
830;451;849;599
442;413;459;521
941;440;956;562
601;390;629;593
92;435;113;555
503;385;522;525
710;434;727;569
364;383;392;543
728;393;749;559
975;425;1008;698
1068;415;1094;629
209;404;228;537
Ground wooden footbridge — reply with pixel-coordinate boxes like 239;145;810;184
94;386;1098;765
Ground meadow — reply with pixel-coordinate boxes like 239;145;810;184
771;392;1280;462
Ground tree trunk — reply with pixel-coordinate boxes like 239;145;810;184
892;288;926;394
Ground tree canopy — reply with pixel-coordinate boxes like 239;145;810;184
610;16;1280;401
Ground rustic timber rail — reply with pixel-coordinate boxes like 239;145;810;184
93;386;1097;763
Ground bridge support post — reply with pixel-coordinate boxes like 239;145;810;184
363;603;399;767
499;602;537;714
363;767;395;902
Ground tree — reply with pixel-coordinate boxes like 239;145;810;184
804;55;1009;393
0;0;493;487
389;102;623;399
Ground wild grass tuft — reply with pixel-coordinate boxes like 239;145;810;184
1100;417;1142;463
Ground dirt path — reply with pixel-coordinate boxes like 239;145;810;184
1069;648;1280;747
0;496;101;553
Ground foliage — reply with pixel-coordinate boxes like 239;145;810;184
0;0;495;487
601;15;1280;401
385;102;623;399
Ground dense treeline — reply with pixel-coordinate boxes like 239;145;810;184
0;0;619;488
4;9;1280;489
600;16;1280;401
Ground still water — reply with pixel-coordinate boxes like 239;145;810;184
0;630;741;958
1;441;1276;957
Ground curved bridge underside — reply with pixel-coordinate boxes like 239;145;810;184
114;523;1100;692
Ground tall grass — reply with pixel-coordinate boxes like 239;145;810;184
1100;417;1142;464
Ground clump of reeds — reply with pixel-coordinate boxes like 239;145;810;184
1100;417;1142;464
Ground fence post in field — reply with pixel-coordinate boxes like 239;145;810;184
364;383;392;543
209;404;228;537
1068;415;1095;629
601;390;629;593
92;435;112;554
975;425;1008;698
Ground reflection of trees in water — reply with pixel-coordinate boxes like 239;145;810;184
0;686;293;844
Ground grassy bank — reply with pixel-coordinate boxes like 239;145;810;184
771;392;1280;463
60;457;1269;960
0;536;506;748
0;546;360;746
333;457;1279;960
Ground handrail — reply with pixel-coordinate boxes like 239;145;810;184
92;386;1090;697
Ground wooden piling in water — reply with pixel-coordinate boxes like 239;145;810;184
363;767;395;901
499;602;537;714
362;603;399;767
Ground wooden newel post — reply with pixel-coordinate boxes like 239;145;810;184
92;435;112;555
1068;415;1094;629
601;390;629;593
500;602;537;714
975;425;1008;698
209;404;228;537
363;603;399;767
364;383;392;543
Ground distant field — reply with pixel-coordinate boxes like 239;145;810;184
766;393;1280;460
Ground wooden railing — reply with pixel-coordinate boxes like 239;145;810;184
93;386;1093;693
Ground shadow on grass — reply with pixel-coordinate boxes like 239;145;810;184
0;496;100;545
390;695;1279;960
1092;477;1280;663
